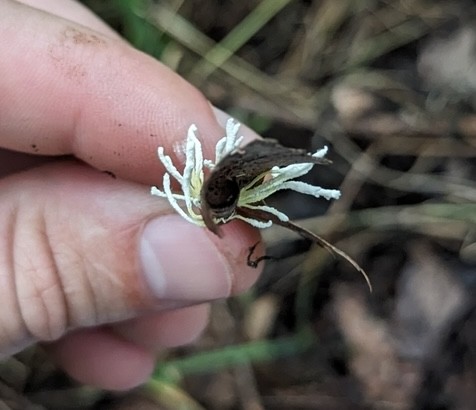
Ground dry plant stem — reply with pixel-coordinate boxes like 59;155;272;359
370;133;476;157
144;2;325;127
145;2;299;96
189;0;292;82
233;364;264;410
279;0;354;76
280;1;442;80
331;131;476;201
262;203;475;248
328;142;379;214
333;284;419;405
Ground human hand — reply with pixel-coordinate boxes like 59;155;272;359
0;0;262;390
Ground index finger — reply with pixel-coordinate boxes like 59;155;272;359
0;0;253;184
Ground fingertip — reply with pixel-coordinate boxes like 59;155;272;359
113;304;210;349
140;215;263;304
140;216;233;302
211;106;261;145
207;220;264;295
47;328;155;391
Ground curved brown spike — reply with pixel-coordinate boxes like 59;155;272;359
236;207;372;291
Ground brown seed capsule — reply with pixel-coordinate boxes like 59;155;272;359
200;139;330;234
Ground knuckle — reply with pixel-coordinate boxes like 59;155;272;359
12;215;70;342
2;193;139;352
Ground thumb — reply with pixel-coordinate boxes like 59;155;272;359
0;161;261;356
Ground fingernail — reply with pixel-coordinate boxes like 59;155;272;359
140;215;232;302
211;106;261;143
211;106;233;128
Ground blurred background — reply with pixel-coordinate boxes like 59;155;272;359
4;0;476;409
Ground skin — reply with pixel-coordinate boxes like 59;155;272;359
0;0;263;390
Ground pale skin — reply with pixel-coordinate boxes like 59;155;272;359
0;0;263;390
